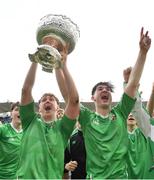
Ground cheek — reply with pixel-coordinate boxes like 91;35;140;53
109;95;112;102
55;104;59;111
15;113;19;118
39;105;44;113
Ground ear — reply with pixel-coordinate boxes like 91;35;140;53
91;95;96;101
38;104;41;113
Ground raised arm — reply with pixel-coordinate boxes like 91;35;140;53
125;27;151;98
55;45;79;119
21;62;38;105
123;67;132;85
123;67;151;137
55;67;68;103
146;82;154;117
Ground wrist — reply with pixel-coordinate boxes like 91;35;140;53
139;49;148;55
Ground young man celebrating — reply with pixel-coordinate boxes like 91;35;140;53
0;102;22;179
122;66;154;178
78;27;151;179
16;42;79;179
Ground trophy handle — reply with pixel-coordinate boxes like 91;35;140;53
28;45;62;73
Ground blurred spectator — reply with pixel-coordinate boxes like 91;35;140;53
0;112;11;124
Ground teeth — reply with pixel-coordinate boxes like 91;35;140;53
101;96;108;99
129;118;134;120
45;106;51;111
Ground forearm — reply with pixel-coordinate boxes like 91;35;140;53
55;68;68;103
125;50;147;98
22;63;38;90
130;50;147;84
132;94;151;137
62;64;79;105
147;90;154;117
21;62;38;104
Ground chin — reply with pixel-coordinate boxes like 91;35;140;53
45;111;52;115
101;103;110;109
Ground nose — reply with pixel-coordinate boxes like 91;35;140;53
102;87;108;92
45;99;51;103
129;113;133;116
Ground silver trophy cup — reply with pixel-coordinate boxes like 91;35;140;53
29;14;80;72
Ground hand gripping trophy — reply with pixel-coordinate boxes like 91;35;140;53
29;14;80;72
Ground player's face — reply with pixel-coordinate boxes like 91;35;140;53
127;113;137;126
11;106;21;124
39;95;59;115
92;85;112;108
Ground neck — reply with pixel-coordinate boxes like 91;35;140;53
128;125;137;132
42;114;56;123
12;121;22;131
96;106;111;116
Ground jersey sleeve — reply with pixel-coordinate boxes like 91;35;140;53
131;94;151;138
115;93;136;120
78;104;91;129
0;124;4;137
150;119;154;141
19;101;37;130
59;115;77;148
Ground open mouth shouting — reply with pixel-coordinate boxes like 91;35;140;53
101;95;109;102
44;103;53;112
128;117;135;121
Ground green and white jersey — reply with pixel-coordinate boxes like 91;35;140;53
0;123;22;179
144;119;154;179
78;93;136;179
16;101;76;179
129;93;154;178
127;128;148;179
131;93;151;138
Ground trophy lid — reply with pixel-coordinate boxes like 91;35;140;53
36;14;80;54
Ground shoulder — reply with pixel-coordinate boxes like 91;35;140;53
80;103;93;113
0;123;9;129
0;123;11;136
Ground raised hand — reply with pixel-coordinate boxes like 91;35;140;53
139;27;151;53
56;108;64;119
123;67;132;83
59;43;69;65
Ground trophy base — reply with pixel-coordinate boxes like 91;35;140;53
42;66;54;73
28;45;62;73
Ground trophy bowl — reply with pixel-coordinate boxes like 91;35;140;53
29;14;80;72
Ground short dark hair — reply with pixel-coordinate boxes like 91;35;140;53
91;81;114;95
10;102;20;111
38;93;59;105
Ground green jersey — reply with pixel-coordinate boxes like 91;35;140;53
16;101;76;179
127;128;148;179
144;119;154;178
129;93;154;178
78;93;136;179
0;123;22;179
